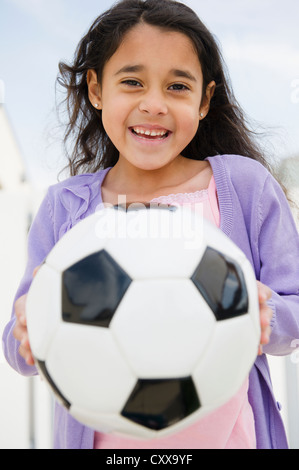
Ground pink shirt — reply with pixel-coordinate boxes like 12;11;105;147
94;177;256;449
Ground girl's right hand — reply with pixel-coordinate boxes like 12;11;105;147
12;267;39;367
13;294;35;366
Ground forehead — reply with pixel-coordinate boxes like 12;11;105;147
103;23;202;77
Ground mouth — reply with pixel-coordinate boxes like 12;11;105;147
129;126;171;141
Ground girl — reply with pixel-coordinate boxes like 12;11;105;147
3;0;299;449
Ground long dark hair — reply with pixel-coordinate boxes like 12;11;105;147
57;0;270;176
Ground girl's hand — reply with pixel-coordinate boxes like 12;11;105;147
12;267;40;367
257;281;273;355
13;294;35;366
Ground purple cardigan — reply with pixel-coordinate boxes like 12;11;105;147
3;154;299;449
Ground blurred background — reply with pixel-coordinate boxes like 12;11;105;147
0;0;299;448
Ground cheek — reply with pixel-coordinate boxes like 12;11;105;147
177;106;200;138
102;95;132;130
102;92;130;117
101;98;128;142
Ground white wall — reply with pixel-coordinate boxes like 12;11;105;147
0;187;52;449
0;104;25;190
268;355;299;449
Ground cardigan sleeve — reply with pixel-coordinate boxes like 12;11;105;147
257;173;299;356
2;171;105;377
2;190;56;377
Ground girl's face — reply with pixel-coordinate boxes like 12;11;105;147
88;24;214;172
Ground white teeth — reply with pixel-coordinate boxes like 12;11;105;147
132;127;168;137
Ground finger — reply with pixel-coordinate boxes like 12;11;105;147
19;345;35;366
14;296;27;326
18;333;35;365
13;323;25;342
260;301;273;323
258;300;273;355
18;342;28;358
26;357;35;366
26;354;35;366
260;325;272;344
258;328;271;355
259;312;272;347
21;334;31;349
257;281;272;303
260;308;272;335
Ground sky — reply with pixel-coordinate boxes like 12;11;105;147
1;0;299;188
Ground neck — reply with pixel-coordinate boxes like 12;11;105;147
108;155;188;197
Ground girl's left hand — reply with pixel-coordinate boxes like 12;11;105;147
257;281;273;355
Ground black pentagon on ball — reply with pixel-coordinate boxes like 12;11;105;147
121;377;200;431
62;250;132;328
191;247;249;321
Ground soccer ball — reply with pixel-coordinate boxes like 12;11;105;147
26;203;260;439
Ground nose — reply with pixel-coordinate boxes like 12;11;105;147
138;88;168;116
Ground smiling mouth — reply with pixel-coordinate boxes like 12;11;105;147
130;126;171;140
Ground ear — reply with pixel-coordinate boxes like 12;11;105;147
199;80;216;120
87;69;102;110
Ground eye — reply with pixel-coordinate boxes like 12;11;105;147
169;83;190;92
121;80;142;88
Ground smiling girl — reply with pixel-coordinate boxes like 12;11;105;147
3;0;299;449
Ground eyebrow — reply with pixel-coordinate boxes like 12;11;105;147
115;65;145;75
115;65;197;82
170;69;197;82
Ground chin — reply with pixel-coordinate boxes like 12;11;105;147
130;155;178;172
